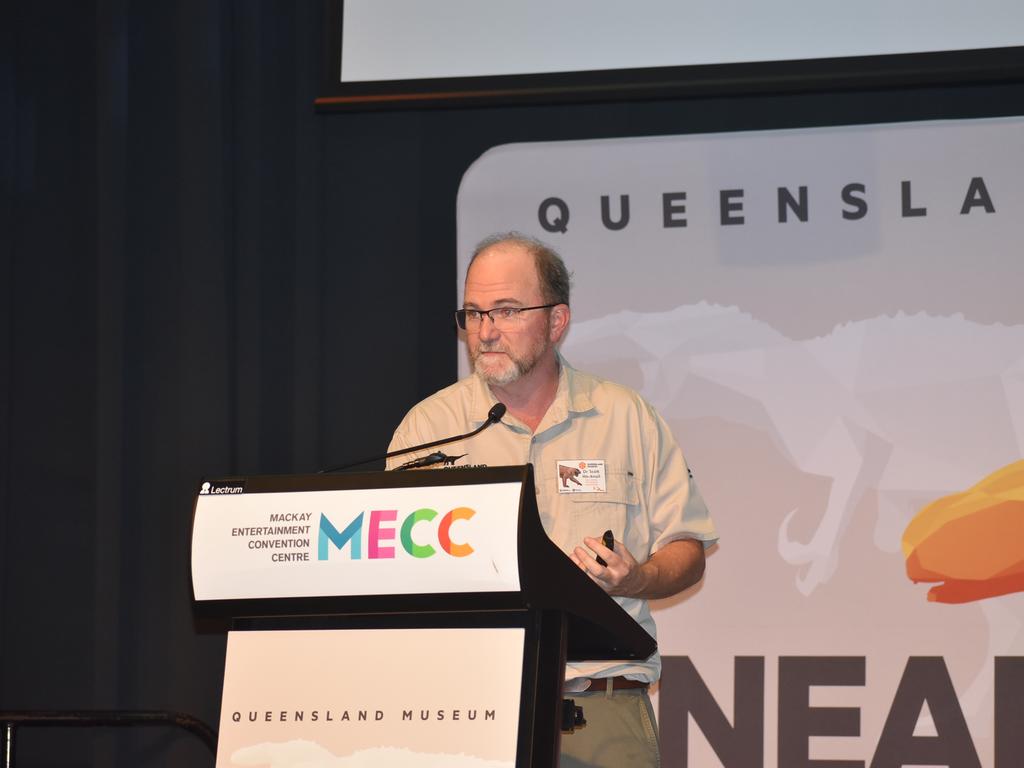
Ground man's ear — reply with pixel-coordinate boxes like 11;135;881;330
549;303;570;343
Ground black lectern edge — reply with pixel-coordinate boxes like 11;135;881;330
194;594;650;664
193;465;538;495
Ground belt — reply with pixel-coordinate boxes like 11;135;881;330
582;676;649;692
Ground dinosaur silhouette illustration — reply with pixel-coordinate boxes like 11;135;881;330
568;302;1024;595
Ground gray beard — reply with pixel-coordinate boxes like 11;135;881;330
472;343;542;386
473;352;525;386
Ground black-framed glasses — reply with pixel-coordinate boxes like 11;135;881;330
455;304;559;331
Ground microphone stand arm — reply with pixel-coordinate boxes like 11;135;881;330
320;417;497;474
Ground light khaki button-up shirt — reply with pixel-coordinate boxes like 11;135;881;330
388;358;718;684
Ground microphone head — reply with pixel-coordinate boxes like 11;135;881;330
488;403;507;423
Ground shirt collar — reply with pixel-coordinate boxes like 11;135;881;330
561;353;595;415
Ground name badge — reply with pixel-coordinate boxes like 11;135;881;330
556;460;607;493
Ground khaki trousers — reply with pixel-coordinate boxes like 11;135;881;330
558;686;660;768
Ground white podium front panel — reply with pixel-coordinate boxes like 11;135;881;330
192;481;523;601
217;627;524;768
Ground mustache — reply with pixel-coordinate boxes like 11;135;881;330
475;342;509;354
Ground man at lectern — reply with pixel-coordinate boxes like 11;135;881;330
387;232;718;768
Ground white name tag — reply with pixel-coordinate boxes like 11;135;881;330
556;460;607;493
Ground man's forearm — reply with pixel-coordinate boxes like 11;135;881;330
627;538;706;599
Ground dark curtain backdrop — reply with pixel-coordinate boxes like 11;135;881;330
1;2;1021;765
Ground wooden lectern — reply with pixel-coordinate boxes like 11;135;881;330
191;465;655;767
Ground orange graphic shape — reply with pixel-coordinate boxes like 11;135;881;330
902;460;1024;604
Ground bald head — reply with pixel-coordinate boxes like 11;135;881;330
468;233;571;306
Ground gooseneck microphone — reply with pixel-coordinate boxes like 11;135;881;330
320;403;507;473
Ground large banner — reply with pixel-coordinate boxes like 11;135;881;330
456;117;1024;767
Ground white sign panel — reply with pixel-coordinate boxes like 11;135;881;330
192;482;524;601
217;627;524;767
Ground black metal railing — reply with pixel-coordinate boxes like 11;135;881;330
0;710;216;768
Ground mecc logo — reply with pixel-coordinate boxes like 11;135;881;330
318;507;476;561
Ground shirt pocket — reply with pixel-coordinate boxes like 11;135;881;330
564;470;640;557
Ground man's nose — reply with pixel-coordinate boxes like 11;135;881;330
478;314;502;341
